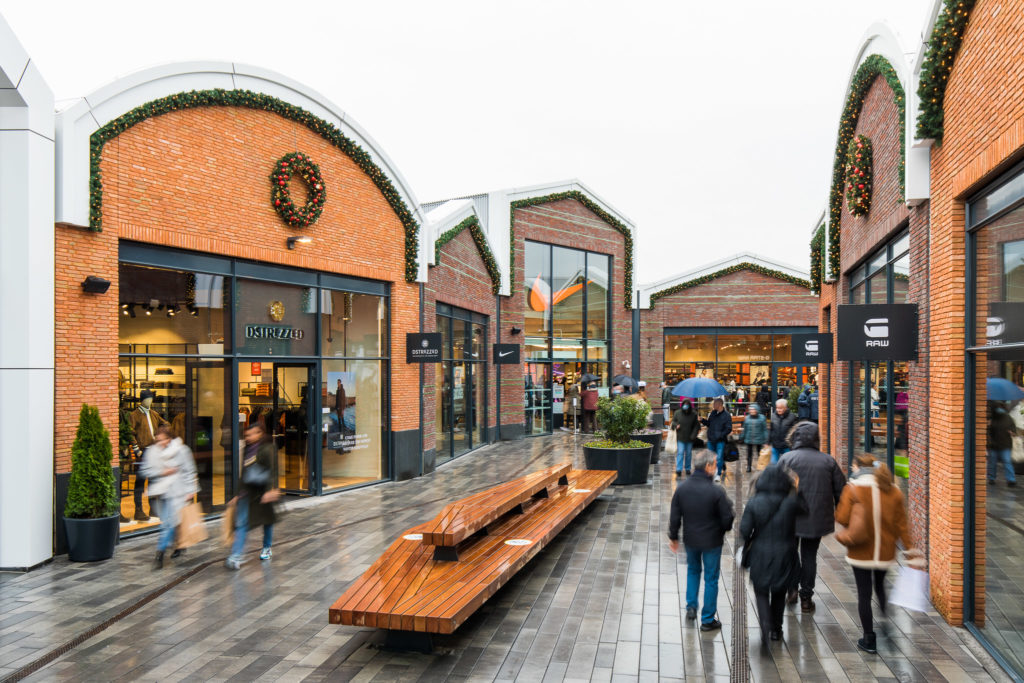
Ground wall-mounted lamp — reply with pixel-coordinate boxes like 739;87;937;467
287;236;313;250
509;326;522;336
81;276;111;294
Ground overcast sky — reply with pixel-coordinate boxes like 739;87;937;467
2;0;933;285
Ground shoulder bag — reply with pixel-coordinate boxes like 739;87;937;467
737;499;785;569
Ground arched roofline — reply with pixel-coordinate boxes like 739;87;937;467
54;61;430;281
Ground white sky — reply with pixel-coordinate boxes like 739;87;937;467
1;0;933;284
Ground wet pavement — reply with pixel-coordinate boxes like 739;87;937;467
0;434;1012;682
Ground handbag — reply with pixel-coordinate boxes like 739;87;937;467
220;498;237;547
724;443;739;462
665;428;677;452
177;502;208;548
242;462;270;486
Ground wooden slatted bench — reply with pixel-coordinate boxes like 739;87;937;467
328;463;616;651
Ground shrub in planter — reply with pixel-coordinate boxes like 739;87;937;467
64;405;120;562
583;397;653;485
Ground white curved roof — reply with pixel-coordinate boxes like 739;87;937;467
54;61;430;280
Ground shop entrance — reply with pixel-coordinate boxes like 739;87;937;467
525;362;552;435
237;361;315;495
773;364;816;403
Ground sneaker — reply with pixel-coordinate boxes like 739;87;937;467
686;607;697;621
857;633;877;654
171;548;185;559
675;470;682;477
700;619;722;632
713;475;721;483
260;547;273;561
685;470;691;475
770;627;782;641
225;557;242;570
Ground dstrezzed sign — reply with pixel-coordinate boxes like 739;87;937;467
245;325;305;340
790;333;833;364
406;333;442;363
837;304;918;361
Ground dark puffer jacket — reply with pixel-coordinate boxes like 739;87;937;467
777;422;846;538
740;466;805;593
668;469;735;550
768;409;798;450
671;400;700;443
705;408;733;443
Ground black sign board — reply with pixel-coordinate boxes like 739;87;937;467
406;333;442;363
837;304;918;361
791;333;833;364
986;302;1024;359
493;343;521;365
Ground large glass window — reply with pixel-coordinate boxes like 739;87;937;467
523;241;613;435
435;306;488;463
321;291;387;358
235;279;317;356
967;171;1024;675
321;359;385;489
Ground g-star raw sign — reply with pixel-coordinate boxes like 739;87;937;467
837;304;918;361
493;343;520;365
985;302;1024;360
790;333;833;364
245;324;305;340
406;333;442;363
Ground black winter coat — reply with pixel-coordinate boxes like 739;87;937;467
740;467;805;593
797;390;812;419
705;408;733;443
777;445;845;538
241;440;279;528
668;470;735;549
671;407;700;443
769;410;798;449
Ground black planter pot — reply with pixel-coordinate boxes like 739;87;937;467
633;433;663;464
63;515;119;562
583;444;653;485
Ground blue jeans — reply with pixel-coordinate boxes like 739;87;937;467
676;441;693;472
229;496;274;561
771;446;788;464
154;498;176;553
709;441;726;475
988;448;1016;483
685;545;723;624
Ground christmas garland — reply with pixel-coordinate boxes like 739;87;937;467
916;0;977;143
509;191;633;309
827;55;905;274
270;152;326;228
88;89;421;282
433;216;502;295
845;135;873;216
809;225;825;293
649;262;813;308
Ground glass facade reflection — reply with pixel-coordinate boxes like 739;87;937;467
435;305;488;464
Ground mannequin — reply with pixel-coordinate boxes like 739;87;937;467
128;389;168;520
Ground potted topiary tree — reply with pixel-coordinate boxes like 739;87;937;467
63;404;120;562
582;396;653;485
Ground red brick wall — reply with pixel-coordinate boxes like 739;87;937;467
926;0;1024;625
639;269;819;400
506;199;632;429
54;106;418;472
423;228;499;457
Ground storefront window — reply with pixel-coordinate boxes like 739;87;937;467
321;359;385;488
235;279;316;356
718;335;772;363
321;291;387;358
664;335;715;363
587;253;610;340
525;241;550;337
968;173;1024;673
435;308;487;464
552;246;585;339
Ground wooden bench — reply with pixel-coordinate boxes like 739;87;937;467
328;463;616;651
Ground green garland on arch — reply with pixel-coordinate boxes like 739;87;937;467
916;0;977;143
845;135;873;217
827;55;905;275
88;88;421;282
433;216;502;295
649;262;813;308
509;191;634;309
809;225;825;293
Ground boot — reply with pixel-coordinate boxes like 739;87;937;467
787;589;798;605
857;632;877;654
801;597;815;613
153;551;164;570
134;508;150;522
171;548;184;560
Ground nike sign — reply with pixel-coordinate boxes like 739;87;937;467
499;350;514;358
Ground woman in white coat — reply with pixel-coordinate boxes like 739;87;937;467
142;425;199;569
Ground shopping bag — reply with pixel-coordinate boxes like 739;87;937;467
888;566;931;613
664;428;677;453
757;445;771;470
177;502;208;548
220;498;237;547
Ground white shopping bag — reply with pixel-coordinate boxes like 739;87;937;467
889;566;931;613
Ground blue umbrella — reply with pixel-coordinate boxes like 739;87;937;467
987;377;1024;401
672;377;728;398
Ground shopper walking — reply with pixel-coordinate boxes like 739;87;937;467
768;398;797;464
835;453;919;654
667;450;735;631
739;404;768;472
582;383;599;433
141;425;198;570
739;465;805;648
797;386;813;420
704;398;733;482
226;423;281;570
661;382;675;423
988;401;1018;486
756;383;772;415
777;422;846;612
671;398;700;476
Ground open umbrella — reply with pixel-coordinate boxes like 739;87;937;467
672;376;728;398
578;373;600;384
987;377;1024;402
611;375;639;390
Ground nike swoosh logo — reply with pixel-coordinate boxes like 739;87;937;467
499;350;514;357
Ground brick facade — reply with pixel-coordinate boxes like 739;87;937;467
54;106;418;472
639;269;819;401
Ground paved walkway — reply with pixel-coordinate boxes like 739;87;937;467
0;434;1012;682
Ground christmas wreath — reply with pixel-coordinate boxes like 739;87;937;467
844;135;872;217
270;152;326;228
